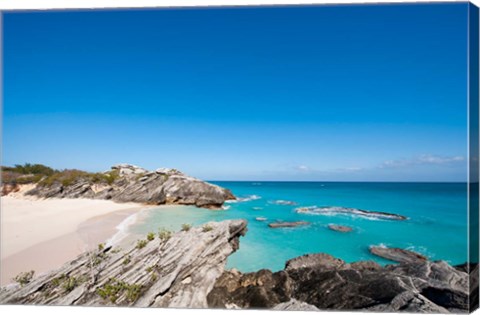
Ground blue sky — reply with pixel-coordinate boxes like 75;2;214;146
2;3;469;181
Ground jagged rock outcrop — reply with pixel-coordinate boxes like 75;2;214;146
0;220;247;307
23;164;235;209
369;246;428;264
0;220;475;312
208;253;472;313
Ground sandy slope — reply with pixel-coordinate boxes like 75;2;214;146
0;194;149;286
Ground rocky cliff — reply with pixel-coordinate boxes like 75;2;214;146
0;220;247;307
208;253;474;313
20;164;235;209
0;220;476;313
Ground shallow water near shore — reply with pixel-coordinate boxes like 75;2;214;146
129;182;468;272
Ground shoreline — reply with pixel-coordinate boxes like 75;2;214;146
0;195;152;286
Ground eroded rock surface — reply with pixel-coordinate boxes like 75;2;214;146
0;220;475;313
328;224;353;233
208;253;471;313
0;220;247;307
268;221;310;228
24;164;235;209
369;246;428;264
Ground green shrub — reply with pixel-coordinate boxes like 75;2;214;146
98;243;105;251
150;273;158;282
125;283;142;302
158;228;172;241
96;278;143;303
38;168;121;187
147;232;155;241
13;270;35;286
62;276;78;292
4;163;57;176
202;224;213;232
136;239;148;249
122;255;131;265
92;252;108;266
181;224;191;232
111;247;121;254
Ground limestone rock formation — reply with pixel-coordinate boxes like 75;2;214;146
369;246;428;264
0;220;247;307
23;164;235;209
328;224;353;232
0;220;474;313
268;221;310;228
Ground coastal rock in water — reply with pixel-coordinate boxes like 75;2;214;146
0;220;247;308
369;246;428;264
209;252;471;313
0;220;473;313
162;175;235;209
268;221;310;228
295;206;407;221
270;200;297;206
328;224;353;233
285;253;347;271
23;164;235;209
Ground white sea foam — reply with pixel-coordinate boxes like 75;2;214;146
105;210;143;247
294;206;405;221
405;245;432;259
222;205;231;210
226;195;262;203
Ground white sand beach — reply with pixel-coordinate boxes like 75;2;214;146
0;193;150;286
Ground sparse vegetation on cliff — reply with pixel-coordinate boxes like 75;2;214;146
202;224;213;232
2;163;235;208
158;228;172;241
181;223;192;232
136;239;148;249
13;270;35;287
38;169;120;187
96;278;143;303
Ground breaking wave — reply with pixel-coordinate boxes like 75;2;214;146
225;195;262;203
295;206;407;221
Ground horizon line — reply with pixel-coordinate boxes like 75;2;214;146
206;180;468;184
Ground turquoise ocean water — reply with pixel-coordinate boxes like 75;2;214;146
130;182;468;272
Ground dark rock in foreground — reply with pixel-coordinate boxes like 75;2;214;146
370;246;428;264
208;253;471;313
268;221;310;228
23;164;235;209
0;220;475;313
328;224;353;233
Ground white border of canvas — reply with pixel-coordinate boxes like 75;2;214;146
0;1;478;315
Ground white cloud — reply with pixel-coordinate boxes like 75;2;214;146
379;154;465;169
295;165;310;172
